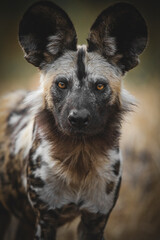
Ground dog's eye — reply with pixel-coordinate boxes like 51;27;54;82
58;82;66;89
96;83;105;91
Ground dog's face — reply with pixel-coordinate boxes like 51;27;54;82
19;1;147;136
42;48;121;136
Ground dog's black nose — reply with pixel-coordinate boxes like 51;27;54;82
68;109;90;128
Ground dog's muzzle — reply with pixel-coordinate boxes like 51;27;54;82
68;109;91;129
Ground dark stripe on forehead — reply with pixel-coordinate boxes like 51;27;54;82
77;48;86;81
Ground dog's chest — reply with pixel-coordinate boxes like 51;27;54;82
28;139;121;215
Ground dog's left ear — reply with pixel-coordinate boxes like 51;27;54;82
87;3;148;73
19;1;77;68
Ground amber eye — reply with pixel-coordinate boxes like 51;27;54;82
58;82;66;89
96;83;105;91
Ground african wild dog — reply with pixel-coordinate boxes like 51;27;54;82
0;1;147;240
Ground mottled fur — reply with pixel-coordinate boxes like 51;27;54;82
0;1;147;240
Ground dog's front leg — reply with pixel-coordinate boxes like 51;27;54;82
78;176;122;240
27;184;57;239
34;209;57;240
78;210;107;240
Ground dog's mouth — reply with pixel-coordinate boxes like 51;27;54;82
60;122;103;138
63;125;89;137
69;128;89;136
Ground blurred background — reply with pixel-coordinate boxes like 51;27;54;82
0;0;160;239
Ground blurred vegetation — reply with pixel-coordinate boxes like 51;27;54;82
0;0;160;92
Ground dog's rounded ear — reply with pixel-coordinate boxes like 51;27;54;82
19;1;77;68
87;3;148;73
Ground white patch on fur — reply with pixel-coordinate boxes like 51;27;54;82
32;136;53;164
27;192;35;207
24;88;44;115
32;137;55;180
32;145;121;214
104;34;117;56
77;44;87;51
8;89;44;158
108;149;122;162
47;34;63;55
8;113;22;126
108;148;123;176
15;120;34;158
35;224;41;237
21;175;27;191
121;88;137;111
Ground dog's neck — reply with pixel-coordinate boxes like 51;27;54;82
34;108;122;183
36;108;121;147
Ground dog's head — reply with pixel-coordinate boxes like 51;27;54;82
19;1;147;137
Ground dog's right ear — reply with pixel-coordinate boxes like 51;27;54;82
19;1;77;68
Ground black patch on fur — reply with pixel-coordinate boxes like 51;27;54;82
28;186;38;199
78;200;84;207
77;48;86;82
106;181;115;194
114;176;121;204
11;108;28;116
0;172;6;185
7;107;29;123
6;107;29;135
0;155;5;165
29;177;45;188
79;211;106;239
115;147;119;153
35;156;42;168
113;160;120;176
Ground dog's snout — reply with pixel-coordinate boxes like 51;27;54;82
68;109;90;128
